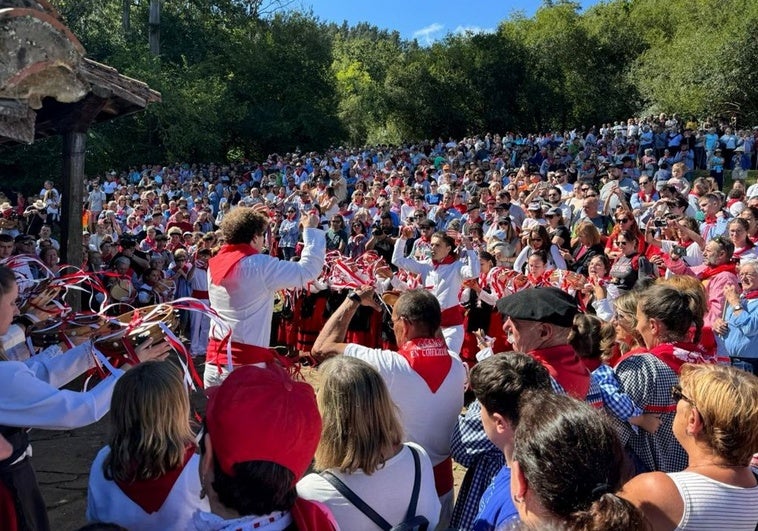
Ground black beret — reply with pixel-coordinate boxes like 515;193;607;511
496;287;578;328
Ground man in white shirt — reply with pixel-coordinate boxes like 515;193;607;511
205;205;325;386
313;288;466;529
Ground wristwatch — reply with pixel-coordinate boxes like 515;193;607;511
348;290;361;303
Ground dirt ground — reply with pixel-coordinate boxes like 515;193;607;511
37;363;468;530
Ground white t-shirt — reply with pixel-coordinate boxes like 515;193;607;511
297;443;441;531
342;344;466;467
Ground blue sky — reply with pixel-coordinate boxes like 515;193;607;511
300;0;599;44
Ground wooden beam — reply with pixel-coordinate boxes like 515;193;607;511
60;130;85;312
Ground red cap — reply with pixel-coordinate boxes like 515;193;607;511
205;365;321;480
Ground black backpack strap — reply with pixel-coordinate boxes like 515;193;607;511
404;445;422;521
321;471;392;530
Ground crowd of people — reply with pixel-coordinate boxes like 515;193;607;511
0;113;757;531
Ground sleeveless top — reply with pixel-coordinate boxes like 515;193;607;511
669;471;758;530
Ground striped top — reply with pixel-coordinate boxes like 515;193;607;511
669;471;758;530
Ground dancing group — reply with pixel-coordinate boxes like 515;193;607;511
1;122;758;530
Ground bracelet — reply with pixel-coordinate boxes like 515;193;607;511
347;290;361;303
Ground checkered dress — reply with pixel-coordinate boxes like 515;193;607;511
614;353;688;473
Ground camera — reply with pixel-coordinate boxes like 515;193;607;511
653;218;667;228
672;245;687;256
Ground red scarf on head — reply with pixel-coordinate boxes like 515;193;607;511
397;337;452;393
209;243;258;284
116;446;194;514
529;344;590;400
699;262;737;281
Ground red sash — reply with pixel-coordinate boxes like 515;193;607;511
397;337;452;393
191;290;209;299
529;344;590;400
209;243;258;284
433;456;454;496
440;305;465;327
206;338;275;367
115;446;194;514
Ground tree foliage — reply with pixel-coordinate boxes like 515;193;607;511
3;0;758;187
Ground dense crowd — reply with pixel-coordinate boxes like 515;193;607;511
0;113;757;531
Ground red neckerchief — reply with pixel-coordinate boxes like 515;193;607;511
744;290;758;300
733;245;754;261
617;342;710;375
699;262;737;281
527;271;551;286
704;215;717;224
115;446;194;514
529;344;590;399
209;243;258;284
291;499;338;530
433;255;456;267
396;337;452;393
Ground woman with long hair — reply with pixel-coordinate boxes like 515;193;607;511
298;357;440;530
0;266;170;530
727;217;758;263
512;225;567;273
346;219;368;259
605;207;645;260
510;392;647;530
621;363;758;529
86;361;207;529
614;284;711;474
564;220;605;276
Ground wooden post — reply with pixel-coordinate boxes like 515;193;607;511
149;0;160;56
61;131;85;312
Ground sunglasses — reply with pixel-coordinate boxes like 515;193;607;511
530;237;543;242
617;240;629;245
581;187;590;191
616;218;630;223
671;384;694;405
640;181;650;185
585;194;598;198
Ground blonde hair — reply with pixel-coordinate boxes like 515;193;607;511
575;221;602;246
613;291;644;353
679;363;758;465
104;361;195;482
314;357;403;475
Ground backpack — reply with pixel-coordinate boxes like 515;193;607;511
321;445;429;531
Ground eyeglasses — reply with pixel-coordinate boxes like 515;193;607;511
529;237;543;242
616;218;630;223
671;384;695;406
616;240;629;245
